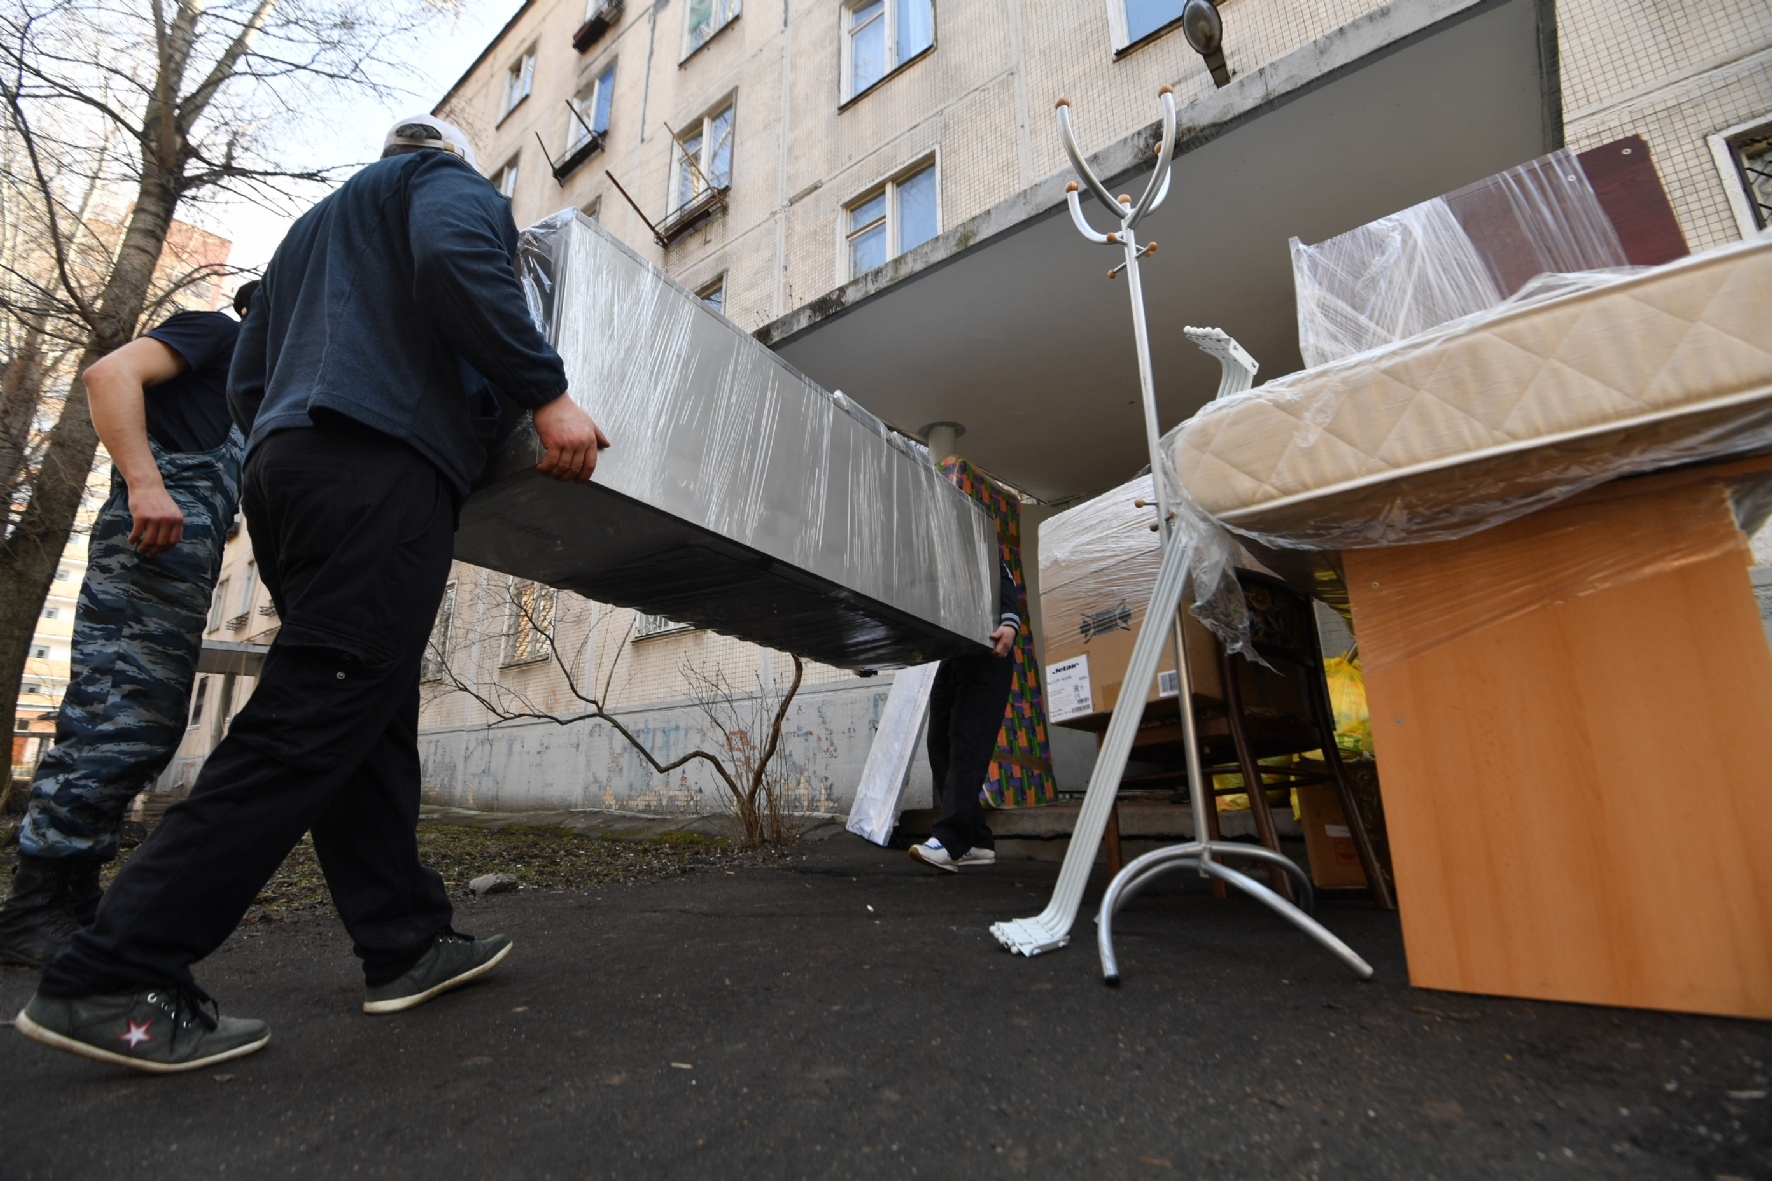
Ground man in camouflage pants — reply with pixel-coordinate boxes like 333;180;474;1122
0;283;255;966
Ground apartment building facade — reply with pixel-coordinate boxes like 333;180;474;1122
164;0;1772;814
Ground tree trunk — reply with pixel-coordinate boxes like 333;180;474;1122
0;318;56;503
0;168;181;768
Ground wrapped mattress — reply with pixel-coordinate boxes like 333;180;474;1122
1165;235;1772;549
454;211;997;670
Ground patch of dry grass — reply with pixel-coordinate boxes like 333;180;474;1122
0;820;774;923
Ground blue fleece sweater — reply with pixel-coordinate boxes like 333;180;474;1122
227;151;568;496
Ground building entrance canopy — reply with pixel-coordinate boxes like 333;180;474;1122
761;0;1560;504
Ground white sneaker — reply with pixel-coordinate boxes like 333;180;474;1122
908;839;959;873
956;847;996;867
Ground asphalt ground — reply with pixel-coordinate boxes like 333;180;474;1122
0;837;1766;1180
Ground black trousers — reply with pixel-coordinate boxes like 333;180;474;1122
43;423;457;997
927;650;1015;858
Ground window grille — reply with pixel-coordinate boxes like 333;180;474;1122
1731;126;1772;231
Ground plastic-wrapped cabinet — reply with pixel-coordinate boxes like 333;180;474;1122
454;211;997;670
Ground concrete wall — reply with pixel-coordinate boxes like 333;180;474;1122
416;674;931;815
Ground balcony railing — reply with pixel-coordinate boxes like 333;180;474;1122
572;0;622;51
551;129;605;182
656;184;729;245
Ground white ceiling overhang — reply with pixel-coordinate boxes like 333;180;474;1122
760;0;1560;501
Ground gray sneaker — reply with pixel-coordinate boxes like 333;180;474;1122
363;930;512;1015
15;989;269;1074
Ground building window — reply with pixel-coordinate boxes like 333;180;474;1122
421;581;457;683
189;676;209;729
1107;0;1183;49
42;606;57;619
493;157;520;200
671;102;734;214
1710;119;1772;236
501;47;537;119
238;561;257;615
845;159;938;279
208;578;229;632
54;567;69;581
570;64;616;151
30;645;49;659
584;197;601;221
684;0;740;58
843;0;933;102
634;613;692;639
503;579;556;666
20;685;40;698
696;276;726;314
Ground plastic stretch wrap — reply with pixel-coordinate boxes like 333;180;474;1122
1157;233;1772;662
1291;148;1629;368
1037;474;1255;708
455;210;997;669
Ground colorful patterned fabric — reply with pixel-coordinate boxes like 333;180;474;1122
939;457;1055;809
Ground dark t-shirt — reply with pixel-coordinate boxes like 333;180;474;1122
143;310;241;453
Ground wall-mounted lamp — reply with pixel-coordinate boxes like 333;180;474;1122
1182;0;1231;88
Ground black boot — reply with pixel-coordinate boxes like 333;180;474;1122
63;860;102;927
0;856;84;968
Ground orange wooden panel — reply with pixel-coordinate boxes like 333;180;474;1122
1347;475;1772;1017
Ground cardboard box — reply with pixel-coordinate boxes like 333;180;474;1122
1296;784;1368;890
1038;476;1222;728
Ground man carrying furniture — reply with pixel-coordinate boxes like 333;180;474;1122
17;115;608;1073
0;282;258;968
910;559;1021;871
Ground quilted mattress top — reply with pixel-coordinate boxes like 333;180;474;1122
1165;236;1772;547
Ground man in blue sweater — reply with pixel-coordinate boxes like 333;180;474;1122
17;116;607;1073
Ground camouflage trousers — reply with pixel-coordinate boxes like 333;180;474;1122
19;431;244;861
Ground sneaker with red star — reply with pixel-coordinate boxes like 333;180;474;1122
15;987;269;1074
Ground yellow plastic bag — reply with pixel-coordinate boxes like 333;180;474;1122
1214;757;1295;812
1323;652;1372;758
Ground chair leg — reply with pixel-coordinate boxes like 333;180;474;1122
1202;780;1228;900
1220;646;1296;901
1104;799;1123;878
1305;649;1396;912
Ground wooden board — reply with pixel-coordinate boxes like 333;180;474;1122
1443;135;1688;297
1345;466;1772;1018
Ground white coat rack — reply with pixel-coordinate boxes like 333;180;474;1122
989;89;1373;983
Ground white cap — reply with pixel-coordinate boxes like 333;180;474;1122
381;115;479;170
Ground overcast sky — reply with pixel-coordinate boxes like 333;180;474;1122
196;0;519;278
